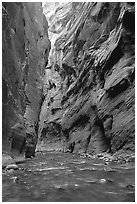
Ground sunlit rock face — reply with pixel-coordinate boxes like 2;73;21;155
37;2;135;154
2;2;50;158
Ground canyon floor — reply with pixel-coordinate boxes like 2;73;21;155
2;151;135;202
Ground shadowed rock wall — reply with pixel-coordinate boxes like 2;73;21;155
37;2;135;154
2;2;135;158
2;2;51;158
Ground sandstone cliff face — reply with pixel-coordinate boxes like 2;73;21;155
37;2;135;154
2;2;135;158
2;2;50;158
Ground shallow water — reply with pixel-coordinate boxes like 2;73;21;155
2;152;135;202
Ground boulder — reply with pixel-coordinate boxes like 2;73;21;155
6;164;19;170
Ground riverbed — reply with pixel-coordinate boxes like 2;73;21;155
2;152;135;202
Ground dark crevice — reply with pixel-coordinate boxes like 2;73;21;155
102;38;123;74
62;63;76;78
51;108;62;115
71;115;90;130
113;101;124;110
94;117;105;136
127;2;135;5
123;10;135;33
106;78;130;98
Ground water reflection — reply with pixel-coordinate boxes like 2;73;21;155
2;152;135;202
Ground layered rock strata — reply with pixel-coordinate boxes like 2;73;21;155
37;2;135;155
2;2;135;159
2;2;50;158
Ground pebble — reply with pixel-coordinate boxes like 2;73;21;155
10;176;19;183
6;164;19;170
7;169;14;173
126;184;135;189
126;157;135;162
99;178;107;184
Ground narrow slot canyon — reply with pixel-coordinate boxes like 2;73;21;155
2;2;135;202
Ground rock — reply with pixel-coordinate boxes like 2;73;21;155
6;164;19;170
2;152;25;170
80;154;87;159
126;184;135;190
7;169;14;173
10;176;19;183
126;156;135;162
98;179;107;184
2;154;14;168
2;2;134;156
10;123;26;158
2;2;50;156
37;2;134;155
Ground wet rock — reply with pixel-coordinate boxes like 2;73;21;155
2;154;14;168
10;176;19;183
98;179;107;184
7;169;14;173
112;150;135;163
126;184;135;190
126;156;135;163
80;153;87;159
99;178;113;184
10;122;26;158
6;164;19;170
25;134;36;158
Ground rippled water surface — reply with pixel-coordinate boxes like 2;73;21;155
2;152;135;202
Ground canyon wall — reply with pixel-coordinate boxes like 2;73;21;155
2;2;50;158
37;2;135;155
2;2;135;159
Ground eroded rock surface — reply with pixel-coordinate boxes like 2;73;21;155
2;2;50;158
2;2;135;158
37;2;135;155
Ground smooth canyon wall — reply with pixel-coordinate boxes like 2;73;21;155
2;2;50;158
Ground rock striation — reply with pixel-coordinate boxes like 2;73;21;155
2;2;135;159
2;2;50;158
37;2;135;155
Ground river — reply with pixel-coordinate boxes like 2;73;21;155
2;152;135;202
